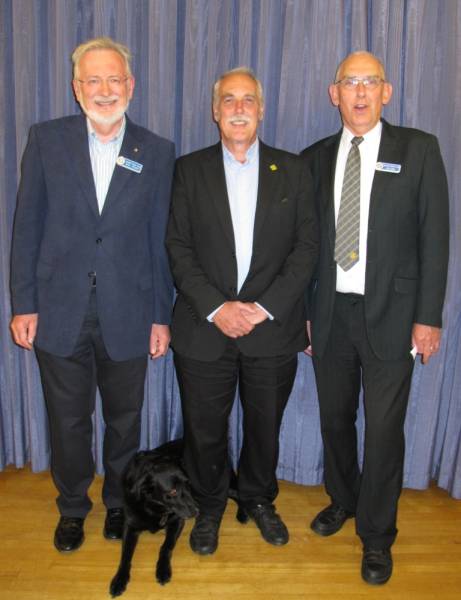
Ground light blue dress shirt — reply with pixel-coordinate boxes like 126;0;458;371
222;138;259;293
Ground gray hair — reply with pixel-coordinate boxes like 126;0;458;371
212;66;264;108
72;37;132;79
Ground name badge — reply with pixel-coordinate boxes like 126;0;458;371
375;161;401;174
117;156;143;173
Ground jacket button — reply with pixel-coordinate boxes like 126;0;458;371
96;238;102;244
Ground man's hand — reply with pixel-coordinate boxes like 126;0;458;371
150;324;171;359
10;313;38;350
412;323;442;365
239;303;269;326
303;320;313;356
213;302;255;338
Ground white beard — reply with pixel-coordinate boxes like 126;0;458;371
80;98;129;127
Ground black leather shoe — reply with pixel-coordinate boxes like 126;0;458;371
104;508;125;540
245;504;289;546
189;514;221;555
361;548;393;585
54;516;84;552
310;503;354;536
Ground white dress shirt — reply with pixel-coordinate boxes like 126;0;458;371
334;121;382;294
87;117;126;213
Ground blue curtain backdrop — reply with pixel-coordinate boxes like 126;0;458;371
0;0;460;498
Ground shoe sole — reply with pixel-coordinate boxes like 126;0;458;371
361;570;392;585
54;535;84;553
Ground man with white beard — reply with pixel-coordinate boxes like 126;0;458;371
10;37;175;553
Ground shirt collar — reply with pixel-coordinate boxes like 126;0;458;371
341;120;382;147
222;138;259;167
87;116;126;144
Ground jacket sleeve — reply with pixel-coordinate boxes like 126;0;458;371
150;139;176;325
10;125;47;315
414;134;449;327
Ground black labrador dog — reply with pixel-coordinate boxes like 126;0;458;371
109;439;198;597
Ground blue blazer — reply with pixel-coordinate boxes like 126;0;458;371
11;114;175;360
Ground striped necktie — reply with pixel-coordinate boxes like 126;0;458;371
334;136;364;271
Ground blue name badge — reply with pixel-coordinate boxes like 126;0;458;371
375;161;401;174
117;156;143;173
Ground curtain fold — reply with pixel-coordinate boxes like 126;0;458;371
1;0;460;498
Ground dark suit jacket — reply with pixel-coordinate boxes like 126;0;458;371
165;141;319;361
301;119;449;360
10;114;175;360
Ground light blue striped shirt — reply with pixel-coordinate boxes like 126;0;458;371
87;117;126;213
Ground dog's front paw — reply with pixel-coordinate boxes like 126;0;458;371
110;570;130;597
156;558;172;585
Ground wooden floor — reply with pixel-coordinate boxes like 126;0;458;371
0;466;460;599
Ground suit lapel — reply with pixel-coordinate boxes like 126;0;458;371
101;118;144;217
368;120;402;228
203;143;236;249
252;142;284;244
63;115;99;218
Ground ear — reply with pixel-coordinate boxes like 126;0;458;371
382;81;393;105
72;80;81;102
328;84;339;107
127;75;135;100
258;105;264;121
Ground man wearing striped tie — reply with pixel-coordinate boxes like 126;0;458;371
301;51;449;585
10;37;175;553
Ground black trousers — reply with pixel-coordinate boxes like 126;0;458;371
313;293;414;549
174;341;298;518
35;290;147;518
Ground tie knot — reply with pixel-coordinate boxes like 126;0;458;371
351;136;364;146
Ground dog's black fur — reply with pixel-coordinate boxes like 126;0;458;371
110;439;198;597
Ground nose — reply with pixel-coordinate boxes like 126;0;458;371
99;79;111;96
234;99;244;113
355;82;366;96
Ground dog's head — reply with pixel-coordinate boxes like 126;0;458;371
125;453;198;520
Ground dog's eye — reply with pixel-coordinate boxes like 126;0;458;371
168;489;177;497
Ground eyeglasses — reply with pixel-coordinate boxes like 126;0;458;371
335;76;384;90
76;76;129;89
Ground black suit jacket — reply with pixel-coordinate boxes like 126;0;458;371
11;114;175;360
166;141;318;361
301;119;449;360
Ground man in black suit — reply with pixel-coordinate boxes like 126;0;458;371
166;67;318;554
10;37;175;552
302;51;449;584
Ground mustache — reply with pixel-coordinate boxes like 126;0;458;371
227;115;251;124
93;95;120;103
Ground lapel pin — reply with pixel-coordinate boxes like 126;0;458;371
134;147;139;153
270;163;278;171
